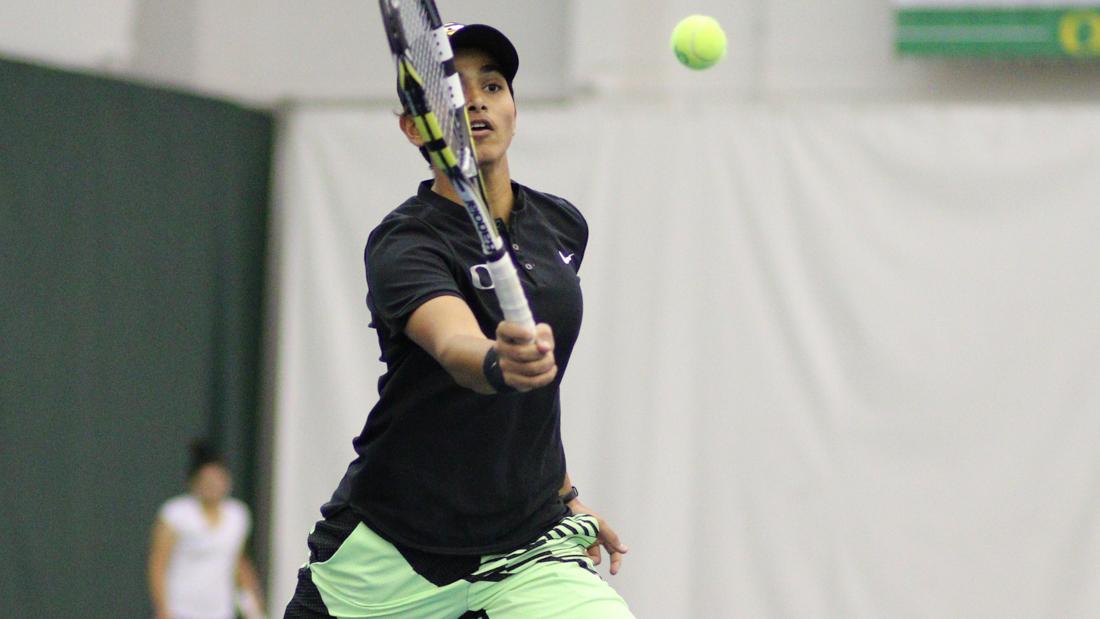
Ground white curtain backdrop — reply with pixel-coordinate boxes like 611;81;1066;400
267;102;1100;618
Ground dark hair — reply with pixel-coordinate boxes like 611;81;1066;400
187;440;225;479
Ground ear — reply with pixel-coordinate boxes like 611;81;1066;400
398;114;426;147
507;92;518;136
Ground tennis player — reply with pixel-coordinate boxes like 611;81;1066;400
283;23;634;619
149;442;265;619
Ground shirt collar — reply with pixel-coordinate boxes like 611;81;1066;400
416;179;527;220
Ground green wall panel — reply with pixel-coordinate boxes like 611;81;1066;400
0;58;272;617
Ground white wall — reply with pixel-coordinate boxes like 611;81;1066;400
3;0;1099;104
0;0;137;70
571;0;1100;102
185;0;568;103
268;102;1100;617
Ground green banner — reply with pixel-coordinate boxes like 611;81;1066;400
897;7;1100;57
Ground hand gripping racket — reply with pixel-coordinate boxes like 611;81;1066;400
379;0;535;331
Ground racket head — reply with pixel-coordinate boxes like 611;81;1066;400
380;1;488;214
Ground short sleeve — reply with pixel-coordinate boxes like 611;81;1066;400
229;498;252;536
365;214;463;335
158;496;188;529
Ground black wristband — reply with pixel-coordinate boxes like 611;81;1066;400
483;347;515;393
559;485;579;504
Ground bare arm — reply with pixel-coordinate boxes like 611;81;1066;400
405;295;557;393
560;472;630;575
236;553;265;618
559;471;575;497
147;518;177;619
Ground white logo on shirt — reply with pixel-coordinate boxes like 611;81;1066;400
470;264;495;290
558;250;575;264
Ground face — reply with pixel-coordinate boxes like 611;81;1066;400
454;48;516;167
400;47;517;170
190;463;231;503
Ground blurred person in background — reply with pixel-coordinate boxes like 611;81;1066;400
149;441;265;619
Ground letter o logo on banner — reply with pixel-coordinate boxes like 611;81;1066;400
1059;11;1100;56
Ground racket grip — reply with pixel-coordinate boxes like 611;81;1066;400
487;252;535;331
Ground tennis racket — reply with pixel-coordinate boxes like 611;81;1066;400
378;0;534;331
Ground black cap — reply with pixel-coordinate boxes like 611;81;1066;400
444;23;519;90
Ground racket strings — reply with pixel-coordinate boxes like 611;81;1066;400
397;3;474;177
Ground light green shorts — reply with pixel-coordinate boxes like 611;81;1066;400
303;513;634;619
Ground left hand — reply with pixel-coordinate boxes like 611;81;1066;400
567;499;629;575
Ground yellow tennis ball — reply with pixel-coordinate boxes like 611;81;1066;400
670;15;727;70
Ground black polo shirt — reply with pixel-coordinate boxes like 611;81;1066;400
326;180;588;555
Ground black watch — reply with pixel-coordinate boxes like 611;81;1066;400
559;485;579;504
